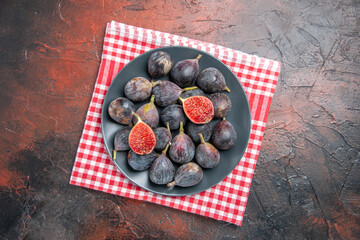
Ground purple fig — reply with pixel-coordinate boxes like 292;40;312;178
167;162;203;188
169;121;195;164
170;54;202;87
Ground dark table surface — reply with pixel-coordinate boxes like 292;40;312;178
1;0;359;239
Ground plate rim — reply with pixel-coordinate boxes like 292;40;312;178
101;45;251;196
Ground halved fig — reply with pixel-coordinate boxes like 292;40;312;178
179;96;214;124
128;112;157;155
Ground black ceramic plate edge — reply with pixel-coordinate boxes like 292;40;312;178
101;46;251;196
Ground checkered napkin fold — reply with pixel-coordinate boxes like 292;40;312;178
70;21;281;226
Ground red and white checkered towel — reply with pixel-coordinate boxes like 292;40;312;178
70;21;281;226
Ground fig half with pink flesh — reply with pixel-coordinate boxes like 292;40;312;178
128;112;157;155
179;96;214;124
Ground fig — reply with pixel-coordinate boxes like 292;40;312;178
179;96;214;124
152;80;197;107
108;97;135;125
124;77;152;102
170;54;202;87
209;93;232;118
148;51;173;79
195;133;220;168
153;122;172;152
185;121;212;143
197;67;230;93
161;104;187;130
128;112;157;155
114;126;132;151
127;150;158;171
169;121;195;164
178;88;205;104
149;143;175;185
133;95;159;128
212;118;237;150
167;162;203;188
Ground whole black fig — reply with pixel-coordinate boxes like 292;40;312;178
152;80;197;107
195;133;220;168
167;162;203;188
149;143;175;185
133;95;159;128
161;104;187;130
212;118;237;150
197;67;230;93
169;121;195;164
128;150;158;171
170;54;202;87
124;77;152;102
148;51;173;79
185;121;212;144
209;93;232;118
153;122;172;152
108;97;135;125
114;126;132;151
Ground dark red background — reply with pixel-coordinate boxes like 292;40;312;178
1;0;359;239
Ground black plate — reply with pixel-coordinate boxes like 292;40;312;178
101;46;251;196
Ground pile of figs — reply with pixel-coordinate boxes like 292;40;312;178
108;50;237;189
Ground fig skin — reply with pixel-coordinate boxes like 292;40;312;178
161;104;187;131
195;133;220;168
108;97;135;125
114;126;132;151
185;121;212;144
133;95;159;128
209;93;232;119
149;144;175;185
127;150;158;171
167;162;203;188
152;80;197;108
153;122;172;152
196;67;230;93
169;121;195;164
211;118;237;150
170;54;202;87
148;51;173;79
124;77;152;102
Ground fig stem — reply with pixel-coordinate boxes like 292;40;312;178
167;181;176;188
225;86;231;93
151;80;160;88
113;150;117;161
222;117;226;121
132;111;142;123
182;86;198;92
144;95;155;114
198;133;205;144
166;122;170;132
195;54;202;61
150;95;155;103
162;142;171;155
178;97;184;104
179;121;184;132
